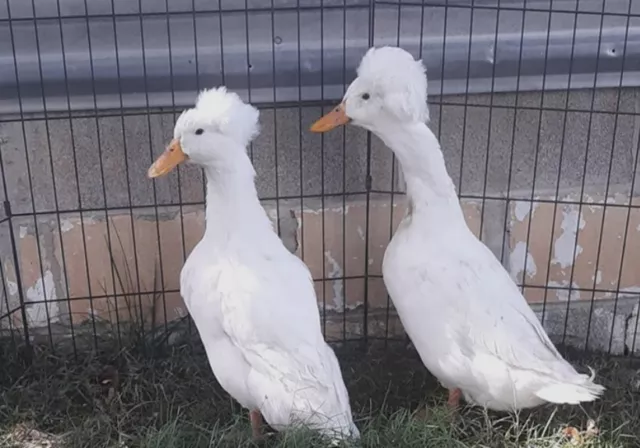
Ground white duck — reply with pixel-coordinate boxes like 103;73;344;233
310;46;604;411
148;87;359;440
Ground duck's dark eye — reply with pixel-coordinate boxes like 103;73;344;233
195;128;204;135
361;93;370;100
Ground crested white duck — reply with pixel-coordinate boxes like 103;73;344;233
148;87;359;440
310;46;604;411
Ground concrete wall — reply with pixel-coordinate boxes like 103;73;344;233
1;87;640;354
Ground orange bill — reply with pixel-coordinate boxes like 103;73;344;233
147;139;187;178
309;103;350;133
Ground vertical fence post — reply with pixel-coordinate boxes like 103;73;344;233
361;0;377;348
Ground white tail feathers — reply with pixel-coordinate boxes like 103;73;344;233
534;367;605;405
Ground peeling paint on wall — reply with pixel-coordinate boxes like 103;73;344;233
553;207;586;269
547;280;581;302
324;251;344;309
514;201;537;222
304;205;351;215
508;194;640;304
25;270;59;327
593;270;603;285
60;220;74;233
510;241;537;280
4;194;637;338
6;279;18;296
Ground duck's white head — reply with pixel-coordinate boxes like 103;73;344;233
147;87;259;178
310;46;428;133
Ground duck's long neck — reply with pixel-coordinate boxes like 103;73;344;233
375;122;464;221
202;158;275;243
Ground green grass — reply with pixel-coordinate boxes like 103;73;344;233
1;340;639;447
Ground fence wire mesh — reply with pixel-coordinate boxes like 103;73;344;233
0;0;639;360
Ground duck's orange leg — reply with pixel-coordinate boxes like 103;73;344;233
447;388;462;410
249;409;265;440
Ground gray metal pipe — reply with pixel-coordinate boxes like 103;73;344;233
1;0;638;116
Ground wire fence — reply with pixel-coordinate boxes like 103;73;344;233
1;0;639;360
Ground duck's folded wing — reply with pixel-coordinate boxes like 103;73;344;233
216;256;352;423
427;242;574;377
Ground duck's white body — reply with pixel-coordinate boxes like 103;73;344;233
181;183;358;434
311;46;604;411
380;112;604;412
150;87;358;439
381;123;602;410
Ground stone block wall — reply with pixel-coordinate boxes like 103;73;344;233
1;88;640;354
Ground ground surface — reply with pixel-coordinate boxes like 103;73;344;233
1;340;639;448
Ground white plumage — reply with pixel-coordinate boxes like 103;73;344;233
149;87;359;440
311;46;605;411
